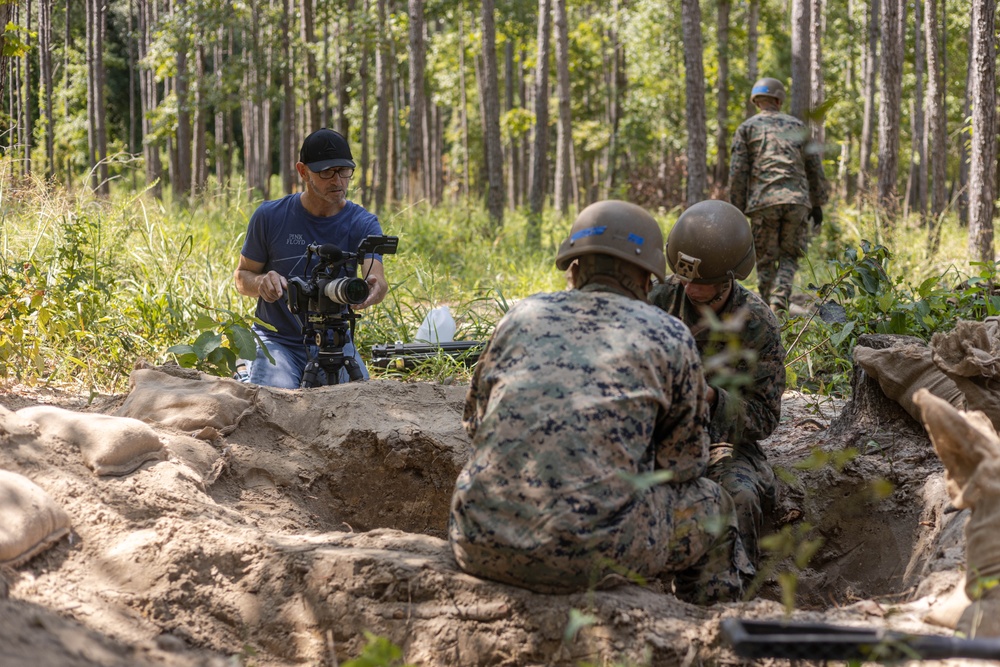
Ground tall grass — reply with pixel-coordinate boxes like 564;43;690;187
0;160;993;397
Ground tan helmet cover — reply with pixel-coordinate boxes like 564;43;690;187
555;200;666;281
751;77;786;105
666;200;756;284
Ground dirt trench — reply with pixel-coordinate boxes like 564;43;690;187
0;368;970;666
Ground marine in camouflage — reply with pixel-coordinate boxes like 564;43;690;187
649;277;786;564
449;283;752;602
729;110;828;308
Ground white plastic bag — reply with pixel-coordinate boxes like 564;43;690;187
415;306;456;343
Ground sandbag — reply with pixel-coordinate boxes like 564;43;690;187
0;469;71;566
931;318;1000;431
115;368;257;438
853;344;965;422
17;405;165;476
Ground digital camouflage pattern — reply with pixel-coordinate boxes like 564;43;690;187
728;111;828;215
449;284;751;601
729;110;829;309
649;278;786;563
751;203;811;306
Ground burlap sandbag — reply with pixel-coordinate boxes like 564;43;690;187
17;405;166;476
0;469;71;566
853;344;965;422
115;368;257;437
931;317;1000;431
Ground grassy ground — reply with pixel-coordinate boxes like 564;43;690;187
0;164;993;397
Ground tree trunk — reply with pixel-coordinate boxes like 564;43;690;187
858;0;879;194
24;0;32;174
910;0;927;221
925;0;946;220
505;40;517;210
553;0;572;214
86;0;108;194
746;0;759;118
359;0;371;209
809;0;825;146
604;1;625;197
480;0;505;226
407;0;426;202
957;19;971;227
968;0;996;263
280;0;295;195
40;0;54;179
528;0;551;226
214;27;229;190
137;0;162;198
374;0;390;211
681;0;706;204
300;0;320;132
839;0;857;201
458;12;471;202
714;0;730;188
790;0;811;122
192;44;207;195
241;0;273;199
174;12;192;200
877;0;903;215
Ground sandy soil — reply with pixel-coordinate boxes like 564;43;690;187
0;365;984;666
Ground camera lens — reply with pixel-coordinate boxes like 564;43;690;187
323;277;370;305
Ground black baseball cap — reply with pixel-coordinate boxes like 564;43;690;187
299;128;356;171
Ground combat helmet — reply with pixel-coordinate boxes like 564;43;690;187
750;77;786;105
555;200;666;281
666;200;755;284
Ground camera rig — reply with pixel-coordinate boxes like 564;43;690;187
286;234;399;387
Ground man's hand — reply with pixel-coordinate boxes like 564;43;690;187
810;206;823;230
256;271;287;302
351;258;388;310
235;255;286;302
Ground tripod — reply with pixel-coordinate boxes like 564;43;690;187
299;312;365;388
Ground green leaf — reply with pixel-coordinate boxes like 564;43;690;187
225;324;258;359
192;330;222;360
616;469;674;491
828;321;855;348
194;313;217;330
564;608;598;642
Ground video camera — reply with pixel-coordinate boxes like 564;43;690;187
286;234;399;387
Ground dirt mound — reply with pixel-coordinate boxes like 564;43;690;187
0;366;974;666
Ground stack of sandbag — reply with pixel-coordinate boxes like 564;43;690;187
0;469;70;566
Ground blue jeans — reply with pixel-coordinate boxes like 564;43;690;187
248;334;369;388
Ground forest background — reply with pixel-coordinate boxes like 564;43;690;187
1;0;1000;397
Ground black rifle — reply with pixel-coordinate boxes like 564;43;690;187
721;618;1000;662
370;341;485;370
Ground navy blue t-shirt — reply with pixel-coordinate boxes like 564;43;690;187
241;194;383;345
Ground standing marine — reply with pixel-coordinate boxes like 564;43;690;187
729;76;828;313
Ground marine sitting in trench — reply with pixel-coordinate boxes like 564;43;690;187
447;200;752;604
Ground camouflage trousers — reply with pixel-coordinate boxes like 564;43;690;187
449;477;753;604
749;203;811;309
707;442;775;567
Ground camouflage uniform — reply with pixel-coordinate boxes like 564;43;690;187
649;277;786;564
449;284;752;602
729;110;828;308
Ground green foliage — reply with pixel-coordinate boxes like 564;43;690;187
784;233;1000;396
564;608;598;643
342;632;415;667
166;306;273;377
754;522;825;612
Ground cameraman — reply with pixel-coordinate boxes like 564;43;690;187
234;128;388;388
